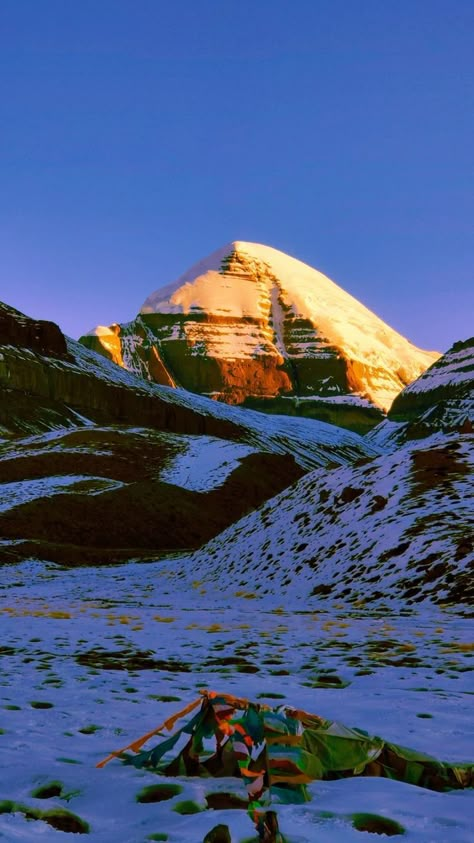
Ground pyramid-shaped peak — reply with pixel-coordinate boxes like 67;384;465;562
141;241;343;313
136;241;440;411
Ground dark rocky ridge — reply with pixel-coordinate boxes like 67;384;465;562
0;300;376;469
0;313;245;441
0;299;378;565
389;337;474;422
0;302;70;359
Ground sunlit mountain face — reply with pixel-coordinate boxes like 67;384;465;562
80;242;440;433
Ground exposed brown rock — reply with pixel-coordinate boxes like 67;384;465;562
203;825;231;843
79;324;123;366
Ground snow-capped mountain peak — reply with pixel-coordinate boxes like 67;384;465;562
81;241;440;415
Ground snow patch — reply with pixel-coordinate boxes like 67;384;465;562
160;436;256;492
0;475;125;512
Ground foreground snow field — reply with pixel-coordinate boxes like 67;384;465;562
0;561;472;842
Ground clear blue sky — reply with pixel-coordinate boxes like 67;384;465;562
1;0;472;351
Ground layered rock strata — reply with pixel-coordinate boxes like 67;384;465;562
80;242;439;429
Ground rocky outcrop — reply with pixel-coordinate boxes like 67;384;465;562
389;337;474;426
79;324;123;366
79;242;439;429
81;321;176;387
367;337;474;450
0;302;69;359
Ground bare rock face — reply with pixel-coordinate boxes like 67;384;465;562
79;242;439;430
79;323;123;366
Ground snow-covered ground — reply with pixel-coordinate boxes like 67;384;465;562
0;426;259;497
0;560;472;842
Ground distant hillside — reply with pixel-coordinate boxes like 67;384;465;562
0;299;377;564
367;337;474;450
187;432;473;606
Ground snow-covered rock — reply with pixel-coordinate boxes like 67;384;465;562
80;242;439;423
367;337;474;451
390;336;474;426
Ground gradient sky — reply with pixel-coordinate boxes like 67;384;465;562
1;0;472;352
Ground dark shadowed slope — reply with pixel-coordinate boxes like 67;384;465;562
0;300;378;469
1;300;380;564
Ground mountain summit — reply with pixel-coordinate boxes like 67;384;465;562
81;242;439;420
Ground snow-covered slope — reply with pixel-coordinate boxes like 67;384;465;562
71;339;382;469
1;299;382;564
81;242;439;416
2;561;473;843
186;432;474;606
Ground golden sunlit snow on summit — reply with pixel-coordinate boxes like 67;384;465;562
81;242;440;417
